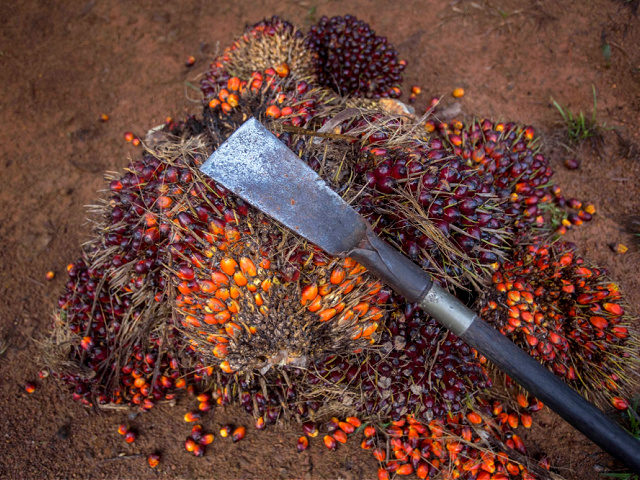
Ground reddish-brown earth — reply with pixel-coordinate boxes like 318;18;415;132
1;1;639;479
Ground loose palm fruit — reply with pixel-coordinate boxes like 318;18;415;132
147;453;160;468
232;426;246;442
323;434;337;450
184;411;201;423
297;435;309;452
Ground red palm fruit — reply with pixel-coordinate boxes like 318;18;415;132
117;424;128;435
147;453;160;468
192;444;205;457
416;462;429;479
265;105;281;119
521;413;533;428
24;382;36;394
346;416;362;428
333;429;348;444
323;435;337;450
338;421;355;434
372;448;386;461
190;425;203;441
124;431;136;443
364;425;376;438
611;397;629;410
377;468;390;480
466;412;482;424
297;435;309;452
361;438;374;450
219;425;231;438
396;464;413;475
231;426;246;442
200;434;214;445
185;438;197;452
302;421;318;437
184;411;201;423
516;393;529;408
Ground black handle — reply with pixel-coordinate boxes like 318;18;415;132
349;229;640;473
349;227;432;304
462;319;640;473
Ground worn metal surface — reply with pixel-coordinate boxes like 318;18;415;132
200;117;368;256
418;283;475;336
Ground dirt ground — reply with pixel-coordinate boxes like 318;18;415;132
1;1;639;479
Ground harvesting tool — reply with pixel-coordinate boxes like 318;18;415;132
201;117;640;472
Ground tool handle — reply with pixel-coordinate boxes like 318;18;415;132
420;284;640;473
350;227;433;303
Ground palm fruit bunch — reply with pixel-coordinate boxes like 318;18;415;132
341;119;512;289
50;256;183;409
306;303;490;421
46;121;211;408
423;117;569;233
305;15;406;98
165;174;387;374
200;15;316;101
360;411;541;480
478;241;639;409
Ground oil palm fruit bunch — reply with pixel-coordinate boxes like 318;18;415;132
478;240;639;408
306;299;490;421
164;183;387;374
312;112;512;290
425;118;562;231
361;411;541;480
200;15;317;102
356;136;511;289
305;15;406;99
47;122;209;408
203;65;323;131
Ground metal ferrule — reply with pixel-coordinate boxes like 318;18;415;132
418;283;477;336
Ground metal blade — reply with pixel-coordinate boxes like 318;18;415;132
200;117;367;255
